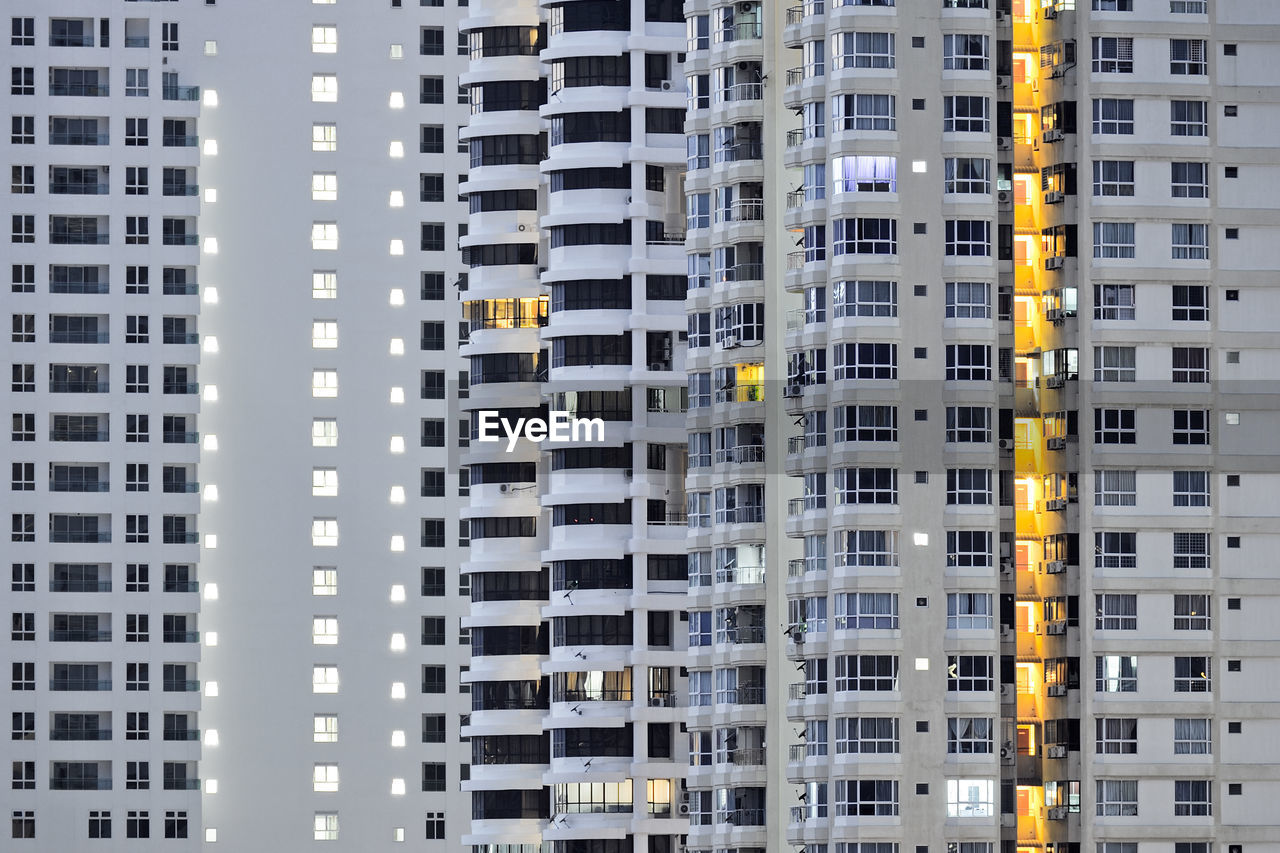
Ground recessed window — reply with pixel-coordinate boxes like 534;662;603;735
314;813;338;842
312;173;338;201
312;320;338;349
311;74;338;102
312;370;338;398
313;568;338;596
311;222;338;250
312;616;339;645
312;271;337;299
312;665;339;694
314;714;338;743
313;418;338;447
313;123;337;152
312;26;338;53
313;763;339;792
312;468;338;497
311;518;339;546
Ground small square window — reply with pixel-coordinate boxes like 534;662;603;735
1225;166;1238;178
916;597;928;607
914;409;928;421
1228;783;1242;795
1224;105;1238;116
913;223;927;234
914;285;928;296
916;721;929;732
1227;660;1241;672
1226;351;1240;364
1226;538;1240;549
1223;44;1237;56
1225;289;1239;300
912;98;925;110
1227;722;1242;733
914;347;927;359
1226;474;1240;486
915;471;928;484
912;37;925;48
1225;228;1239;239
916;783;929;795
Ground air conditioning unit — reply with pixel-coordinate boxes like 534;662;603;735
1046;436;1067;451
1043;559;1065;574
736;61;753;71
650;362;666;371
998;438;1014;452
1045;620;1067;635
721;334;740;349
1046;497;1067;511
1000;559;1014;576
517;223;527;231
1045;374;1067;389
1046;683;1068;697
1043;6;1059;19
661;80;673;91
997;75;1011;89
1049;65;1067;79
997;189;1012;206
1047;745;1068;759
623;468;633;480
1044;256;1065;271
1001;626;1014;642
1044;190;1064;205
1043;128;1064;143
1046;307;1065;322
1047;806;1068;821
1000;743;1015;763
997;136;1012;150
784;384;804;398
995;10;1008;21
739;2;754;11
498;483;511;494
678;803;691;816
1000;683;1013;701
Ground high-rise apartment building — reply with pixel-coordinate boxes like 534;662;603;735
4;2;203;847
7;0;1280;851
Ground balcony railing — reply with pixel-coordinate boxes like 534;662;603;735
714;384;764;404
163;332;199;344
163;135;198;147
735;685;766;705
726;625;767;645
786;250;807;270
51;580;111;592
650;511;688;526
50;83;109;96
786;67;805;86
50;728;111;740
163;431;199;444
729;199;765;222
163;679;200;692
49;777;110;790
162;531;199;544
723;82;763;102
49;332;108;343
50;480;109;492
788;681;807;700
164;778;200;790
720;808;765;826
50;629;111;642
50;679;111;691
51;281;109;295
124;36;149;47
163;631;199;643
163;183;199;196
164;581;200;593
725;142;763;161
163;281;199;295
163;481;199;493
715;445;765;464
164;728;200;741
163;382;199;394
646;231;686;246
51;181;109;195
48;132;108;145
49;429;109;441
162;85;200;101
50;232;109;245
730;262;764;281
162;233;199;246
50;531;110;543
50;35;95;47
729;747;766;766
50;380;109;392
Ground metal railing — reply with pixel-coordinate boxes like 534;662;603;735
730;199;765;221
163;85;200;101
731;262;764;281
50;83;109;96
50;629;112;641
163;134;199;147
724;82;763;102
50;430;108;441
48;132;108;145
50;181;109;195
50;679;112;691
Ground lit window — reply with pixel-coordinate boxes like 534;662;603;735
312;320;338;348
312;418;338;447
313;468;339;497
314;715;338;743
391;778;406;795
312;173;338;201
390;682;406;699
311;75;338;102
313;568;338;596
389;191;404;207
313;764;339;792
312;665;339;694
390;44;403;59
312;617;339;645
389;92;405;109
311;26;338;53
946;778;995;817
312;518;339;547
313;271;337;299
313;123;337;152
391;731;406;747
203;90;219;107
311;222;338;250
389;140;405;158
312;370;338;398
314;813;338;842
204;40;218;56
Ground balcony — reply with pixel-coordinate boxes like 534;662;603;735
163;631;199;643
51;579;111;592
164;580;200;593
163;679;200;692
49;777;110;790
164;728;200;741
50;34;95;47
49;480;109;493
50;83;109;97
125;36;149;47
163;481;199;494
716;445;765;464
727;747;766;766
163;182;199;196
48;132;109;145
162;233;199;246
163;431;199;444
50;530;110;543
163;85;200;101
51;280;109;295
163;135;198;148
162;531;199;544
723;83;763;102
49;331;108;344
729;199;765;222
50;629;111;642
646;230;686;246
163;281;198;295
163;332;199;344
163;382;198;395
164;777;200;791
725;626;766;645
720;808;765;826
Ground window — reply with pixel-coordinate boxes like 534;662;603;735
1096;780;1138;815
833;593;899;630
161;22;179;51
1172;347;1209;383
944;281;990;318
1171;470;1210;507
1173;594;1210;630
312;75;338;102
834;93;896;130
313;123;337;151
945;220;990;256
943;33;988;70
11;66;34;95
927;93;980;133
421;223;445;251
311;222;338;250
88;811;111;839
315;812;339;842
312;568;337;596
1171;100;1208;136
836;468;897;505
1170;39;1207;75
420;124;444;153
945;345;991;381
835;655;899;692
313;665;339;694
1095;593;1137;630
1173;718;1211;754
1092;222;1135;259
1173;655;1211;693
311;518;338;546
1173;532;1210;570
420;75;444;104
1171;409;1209;445
947;656;993;692
11;215;34;244
164;811;188;839
422;762;446;791
12;811;34;839
10;165;33;194
945;779;994;818
425;812;445;840
1174;780;1211;815
1092;346;1135;382
835;717;899;754
312;25;337;53
1093;160;1134;196
312;616;338;645
1093;469;1136;507
313;763;339;792
946;469;991;505
1171;223;1208;260
311;321;338;349
1093;98;1134;134
1171;162;1208;198
1094;408;1135;445
126;811;149;839
947;594;993;630
311;173;337;201
312;418;337;448
947;717;993;753
833;280;896;318
11;17;34;46
312;370;338;398
1092;37;1133;72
